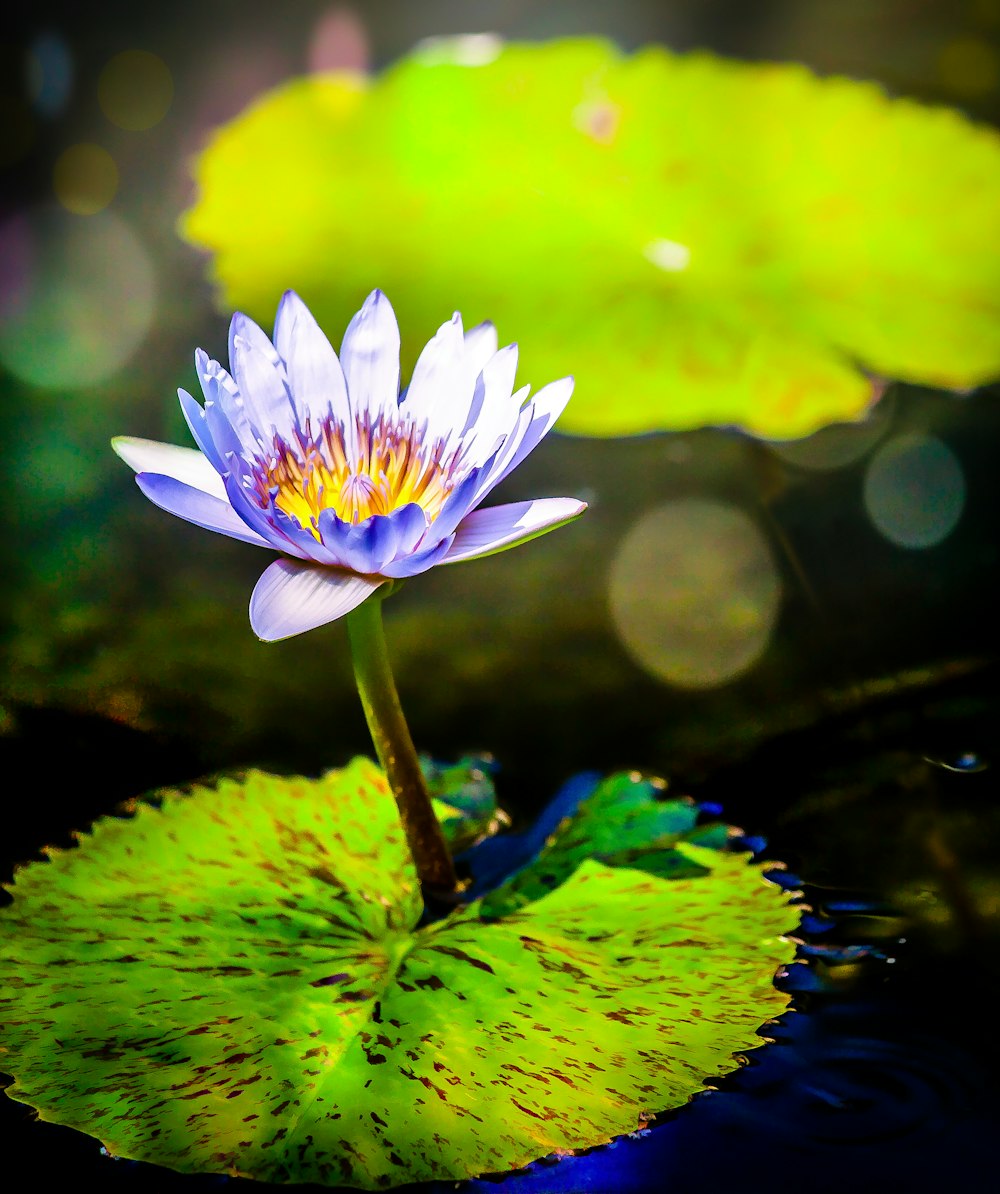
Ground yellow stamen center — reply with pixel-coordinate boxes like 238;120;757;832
260;417;455;534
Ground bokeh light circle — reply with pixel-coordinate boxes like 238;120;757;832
26;32;74;118
98;50;173;131
0;206;156;389
53;143;119;214
608;500;783;689
939;38;999;97
863;434;965;549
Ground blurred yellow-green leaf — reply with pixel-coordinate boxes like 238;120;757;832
181;37;1000;439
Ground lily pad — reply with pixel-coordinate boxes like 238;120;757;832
0;760;798;1188
181;37;1000;439
476;770;735;916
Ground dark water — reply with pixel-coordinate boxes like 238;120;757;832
2;668;998;1194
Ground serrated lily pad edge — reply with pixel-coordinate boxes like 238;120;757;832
0;760;804;1188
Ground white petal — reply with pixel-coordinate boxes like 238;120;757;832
473;375;575;505
134;472;272;548
442;497;587;565
465;400;533;504
401;312;467;435
462;321;498;380
249;559;384;641
459;346;525;466
340;289;401;431
229;312;293;439
196;348;260;459
195;347;239;401
431;320;501;454
112;437;227;500
273;290;351;434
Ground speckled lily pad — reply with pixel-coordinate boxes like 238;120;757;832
182;37;1000;439
0;760;798;1188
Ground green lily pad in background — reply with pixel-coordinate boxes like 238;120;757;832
424;754;506;853
0;759;798;1188
182;37;1000;440
480;770;735;916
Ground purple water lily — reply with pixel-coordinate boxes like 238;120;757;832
114;289;585;641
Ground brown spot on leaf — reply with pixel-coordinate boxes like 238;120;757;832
430;945;494;974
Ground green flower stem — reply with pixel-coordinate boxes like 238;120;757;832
346;593;460;898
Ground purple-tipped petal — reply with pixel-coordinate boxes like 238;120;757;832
442;497;587;565
340;289;401;432
464;403;533;507
380;534;456;579
421;465;488;544
268;502;342;566
113;437;227;499
177;389;226;474
135;472;273;548
194;348;239;402
517;375;575;446
390;501;430;556
203;393;249;467
460;346;525;466
273;290;350;435
216;461;310;560
249;559;383;641
473;376;575;506
197;349;258;455
316;502;428;574
457;371;488;449
229;312;293;439
466;411;535;509
331;513;399;575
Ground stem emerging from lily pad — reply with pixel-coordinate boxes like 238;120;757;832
346;592;460;898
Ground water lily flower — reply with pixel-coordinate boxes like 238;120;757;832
114;290;585;641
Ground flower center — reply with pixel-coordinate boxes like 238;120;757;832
260;414;456;533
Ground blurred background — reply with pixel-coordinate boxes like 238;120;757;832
2;2;1000;1191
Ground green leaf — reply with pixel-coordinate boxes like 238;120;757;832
482;771;736;916
1;760;798;1188
181;37;1000;439
425;754;504;852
